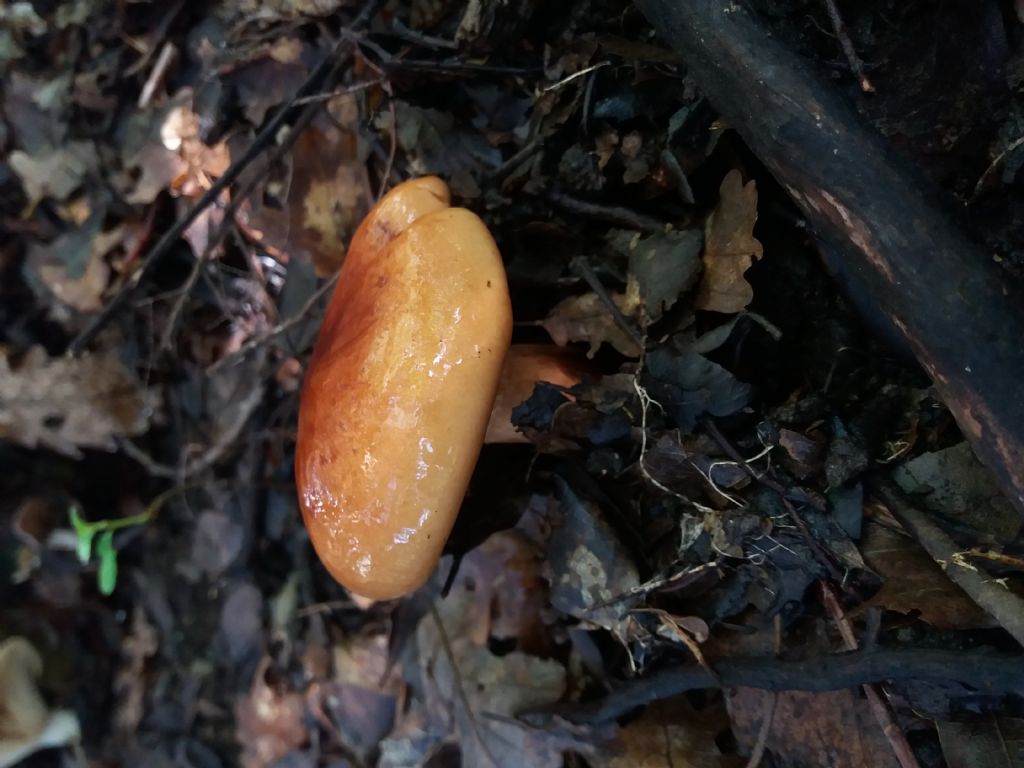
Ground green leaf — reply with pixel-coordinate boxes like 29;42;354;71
69;506;94;564
96;531;117;595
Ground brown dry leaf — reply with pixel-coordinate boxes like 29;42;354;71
123;141;188;205
414;532;594;767
29;224;124;312
0;637;48;742
695;170;763;314
230;46;310;125
0;345;155;458
595;698;734;768
542;280;642;358
858;520;992;629
160;97;232;198
243;104;372;276
727;687;898;768
0;636;81;767
235;658;308;768
113;607;159;736
9;141;96;206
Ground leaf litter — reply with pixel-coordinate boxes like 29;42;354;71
3;1;1024;768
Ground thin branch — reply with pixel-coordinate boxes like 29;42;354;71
547;190;665;233
206;271;339;375
119;375;264;480
872;481;1024;649
822;0;875;93
69;1;384;355
821;582;920;768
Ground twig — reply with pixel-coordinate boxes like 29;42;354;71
547;191;665;233
744;692;776;768
822;0;875;93
569;255;645;351
701;419;826;511
119;375;265;480
429;605;502;766
69;2;384;355
207;271;340;374
389;18;458;50
158;197;227;353
541;61;611;93
138;42;178;108
872;482;1024;648
821;582;920;768
538;647;1024;725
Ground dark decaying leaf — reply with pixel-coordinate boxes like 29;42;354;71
726;687;899;768
893;441;1021;542
385;101;504;199
415;533;597;768
936;718;1024;768
609;228;703;322
593;697;732;768
547;476;640;633
643;349;751;431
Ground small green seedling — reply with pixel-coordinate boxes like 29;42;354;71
68;506;152;595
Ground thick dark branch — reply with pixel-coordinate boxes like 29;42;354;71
545;648;1024;725
634;0;1024;516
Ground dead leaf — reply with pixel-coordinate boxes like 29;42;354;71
231;0;348;20
937;717;1024;768
413;528;596;767
123;141;188;205
28;222;124;312
9;141;96;206
242;107;372;276
542;283;642;358
859;520;991;629
643;349;751;430
695;170;763;314
0;636;81;767
617;228;703;322
447;530;552;655
113;607;159;736
727;687;898;768
384;101;503;199
0;346;156;458
230;49;310;125
235;658;308;768
595;698;733;768
548;476;640;635
893;441;1021;542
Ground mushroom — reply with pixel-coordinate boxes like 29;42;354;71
484;344;587;444
295;177;513;601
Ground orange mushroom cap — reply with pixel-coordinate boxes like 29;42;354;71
295;177;513;601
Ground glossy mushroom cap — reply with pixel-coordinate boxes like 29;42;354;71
295;177;513;600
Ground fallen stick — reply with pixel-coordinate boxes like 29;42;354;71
542;647;1024;725
634;0;1024;516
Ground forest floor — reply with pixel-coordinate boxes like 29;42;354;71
3;1;1024;767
